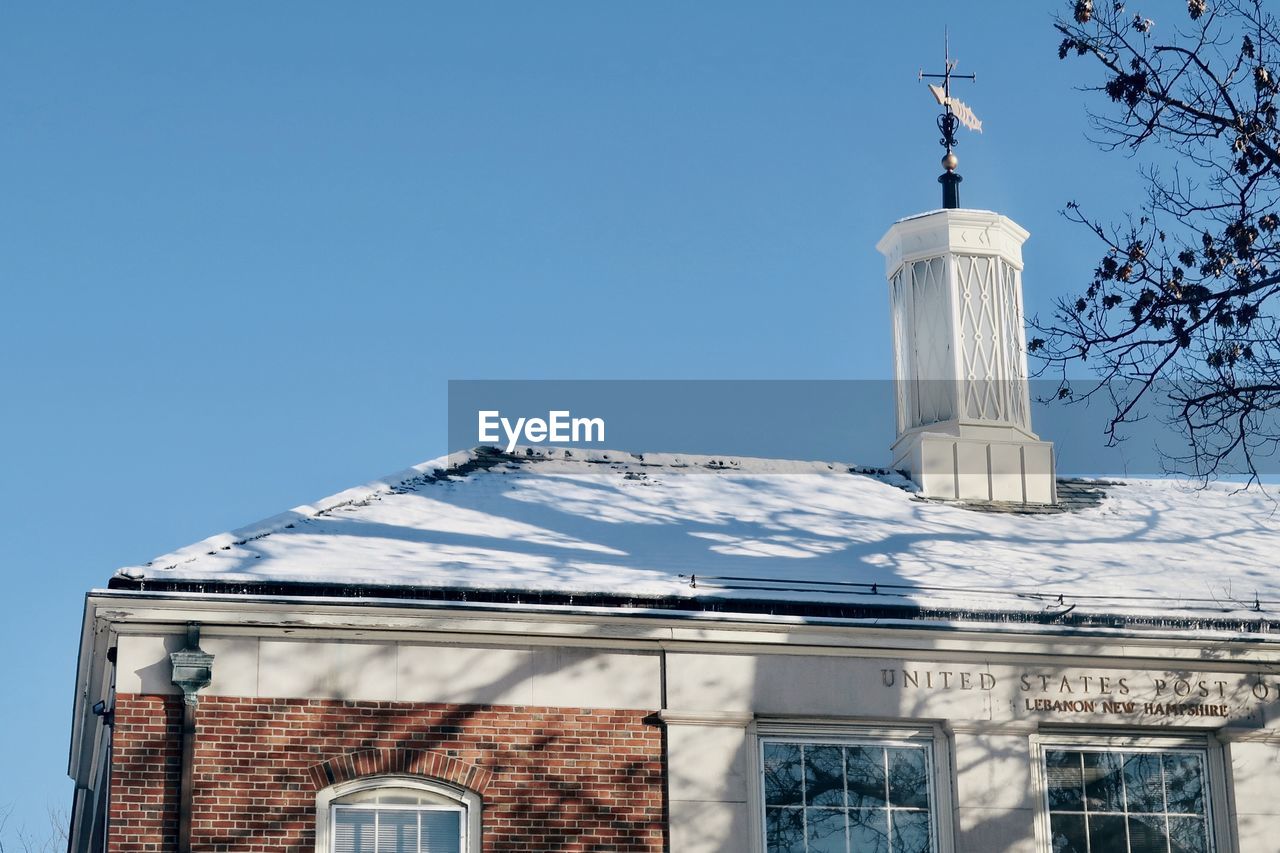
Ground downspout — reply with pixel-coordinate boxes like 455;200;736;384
170;623;214;853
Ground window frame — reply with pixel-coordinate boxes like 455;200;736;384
1030;731;1230;853
314;775;482;853
752;721;955;853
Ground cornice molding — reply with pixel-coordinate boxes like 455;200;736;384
85;591;1280;665
876;208;1029;278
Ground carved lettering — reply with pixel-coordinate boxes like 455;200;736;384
885;669;996;692
877;668;1266;719
1024;699;1230;718
1024;698;1097;713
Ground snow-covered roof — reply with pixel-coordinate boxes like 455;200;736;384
111;447;1280;633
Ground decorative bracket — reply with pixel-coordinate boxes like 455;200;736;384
170;622;215;706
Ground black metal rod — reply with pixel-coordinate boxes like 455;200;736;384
940;171;962;209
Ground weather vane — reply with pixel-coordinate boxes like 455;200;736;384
919;29;982;209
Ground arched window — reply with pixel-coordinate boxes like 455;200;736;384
315;776;481;853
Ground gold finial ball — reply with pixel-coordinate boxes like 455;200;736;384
942;151;959;172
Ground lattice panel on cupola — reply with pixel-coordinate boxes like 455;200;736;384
955;254;1026;424
999;260;1030;429
890;268;913;434
907;257;955;428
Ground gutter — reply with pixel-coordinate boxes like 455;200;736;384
84;586;1280;648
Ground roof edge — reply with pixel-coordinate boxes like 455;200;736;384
115;449;479;579
105;576;1280;639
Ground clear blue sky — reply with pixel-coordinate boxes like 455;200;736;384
0;1;1146;837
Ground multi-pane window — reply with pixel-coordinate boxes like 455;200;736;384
762;739;935;853
1042;747;1213;853
331;786;465;853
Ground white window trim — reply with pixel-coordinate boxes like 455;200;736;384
750;720;956;853
1029;731;1231;853
314;775;482;853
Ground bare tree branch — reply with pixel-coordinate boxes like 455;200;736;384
1034;0;1280;483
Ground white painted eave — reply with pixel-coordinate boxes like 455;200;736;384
66;591;116;822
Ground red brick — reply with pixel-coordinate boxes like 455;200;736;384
108;695;664;851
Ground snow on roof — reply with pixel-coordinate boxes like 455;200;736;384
112;447;1280;631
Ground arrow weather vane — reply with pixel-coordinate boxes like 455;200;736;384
919;29;981;209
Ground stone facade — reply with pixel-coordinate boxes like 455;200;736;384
66;596;1280;853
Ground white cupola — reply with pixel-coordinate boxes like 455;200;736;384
876;209;1056;504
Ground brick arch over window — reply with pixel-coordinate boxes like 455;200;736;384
305;749;494;795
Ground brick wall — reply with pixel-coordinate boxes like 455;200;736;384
109;694;666;852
